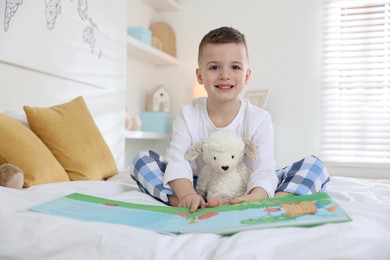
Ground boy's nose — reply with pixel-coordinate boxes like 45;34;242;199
219;70;230;80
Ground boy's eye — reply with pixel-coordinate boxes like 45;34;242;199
232;65;241;70
209;65;219;70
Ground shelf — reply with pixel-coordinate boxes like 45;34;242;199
125;130;171;140
127;36;178;66
143;0;180;11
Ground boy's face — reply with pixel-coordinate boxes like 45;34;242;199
196;43;251;102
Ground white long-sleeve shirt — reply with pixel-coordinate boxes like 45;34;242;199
164;97;278;197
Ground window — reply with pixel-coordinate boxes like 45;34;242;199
321;0;390;165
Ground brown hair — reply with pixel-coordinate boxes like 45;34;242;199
198;26;249;63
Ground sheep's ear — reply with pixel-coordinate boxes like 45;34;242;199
184;142;203;161
243;138;257;161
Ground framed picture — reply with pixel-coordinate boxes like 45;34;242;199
245;89;269;109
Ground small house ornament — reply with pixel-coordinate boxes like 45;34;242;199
146;85;170;112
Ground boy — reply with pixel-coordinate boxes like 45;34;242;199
132;27;329;212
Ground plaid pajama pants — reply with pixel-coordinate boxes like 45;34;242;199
131;150;330;204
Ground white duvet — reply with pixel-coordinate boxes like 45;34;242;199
1;175;390;260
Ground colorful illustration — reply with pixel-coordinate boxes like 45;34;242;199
177;211;219;224
29;192;351;235
241;200;333;224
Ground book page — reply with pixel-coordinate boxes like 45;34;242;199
30;193;351;235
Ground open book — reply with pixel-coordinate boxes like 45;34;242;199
29;192;351;235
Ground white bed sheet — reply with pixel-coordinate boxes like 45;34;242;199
1;175;390;260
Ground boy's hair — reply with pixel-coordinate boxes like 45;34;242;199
198;26;249;63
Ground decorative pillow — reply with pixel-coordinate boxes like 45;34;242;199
0;113;69;187
23;96;118;180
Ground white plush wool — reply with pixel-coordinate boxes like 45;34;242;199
203;131;245;154
185;131;256;203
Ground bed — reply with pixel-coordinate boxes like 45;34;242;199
1;174;390;259
1;97;390;260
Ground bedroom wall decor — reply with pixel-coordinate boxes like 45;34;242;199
0;0;125;89
146;85;170;112
245;89;269;109
149;21;176;57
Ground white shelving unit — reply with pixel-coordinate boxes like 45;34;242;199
125;0;178;168
125;130;171;140
127;36;178;66
143;0;180;11
126;0;179;66
124;130;172;169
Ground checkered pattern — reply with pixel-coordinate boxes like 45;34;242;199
276;155;330;195
131;151;330;203
131;150;173;204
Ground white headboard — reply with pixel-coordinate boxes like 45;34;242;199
0;1;127;170
0;62;126;171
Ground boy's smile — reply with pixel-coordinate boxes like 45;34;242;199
215;84;233;90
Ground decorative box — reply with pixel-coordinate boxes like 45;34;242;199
146;85;170;112
127;27;151;45
140;112;173;134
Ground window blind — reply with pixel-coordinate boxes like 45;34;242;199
321;0;390;165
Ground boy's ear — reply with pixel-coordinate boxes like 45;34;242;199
245;68;252;84
185;143;204;161
196;68;203;84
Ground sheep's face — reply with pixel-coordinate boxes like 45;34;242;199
202;147;244;174
184;131;257;174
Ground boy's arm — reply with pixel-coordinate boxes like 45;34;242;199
169;178;206;212
246;110;278;198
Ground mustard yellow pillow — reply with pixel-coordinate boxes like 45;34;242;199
24;96;118;180
0;113;69;187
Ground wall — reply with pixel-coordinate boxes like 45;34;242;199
0;1;127;170
127;0;323;169
2;1;386;177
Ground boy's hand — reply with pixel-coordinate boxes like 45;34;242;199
169;178;206;212
178;193;206;212
206;197;225;207
230;187;268;204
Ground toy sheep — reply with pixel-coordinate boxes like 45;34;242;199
185;130;257;204
0;163;24;189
